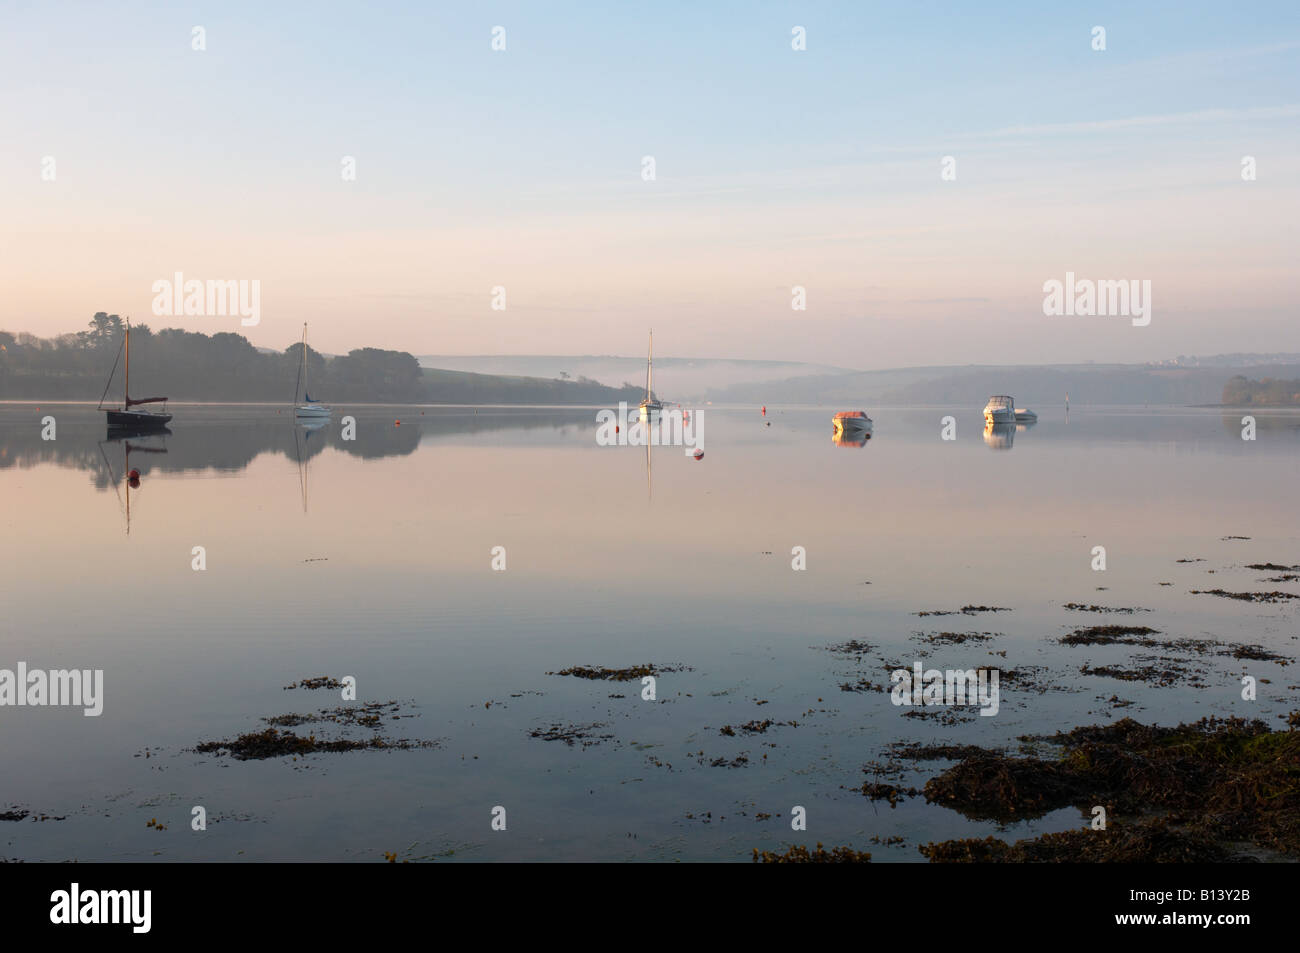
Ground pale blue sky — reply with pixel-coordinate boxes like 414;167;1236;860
3;1;1297;367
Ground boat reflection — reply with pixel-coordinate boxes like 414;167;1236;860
983;420;1015;450
831;428;871;448
98;430;170;534
293;419;329;513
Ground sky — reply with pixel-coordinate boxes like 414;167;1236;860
1;1;1297;370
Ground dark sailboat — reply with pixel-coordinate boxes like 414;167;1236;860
98;319;172;432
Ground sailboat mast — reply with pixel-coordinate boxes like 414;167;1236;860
301;324;308;400
124;319;130;406
646;330;653;399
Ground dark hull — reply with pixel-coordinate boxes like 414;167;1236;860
106;410;172;432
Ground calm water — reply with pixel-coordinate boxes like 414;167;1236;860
1;402;1297;861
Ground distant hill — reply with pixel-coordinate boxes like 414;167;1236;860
416;354;855;400
702;362;1300;407
421;367;642;405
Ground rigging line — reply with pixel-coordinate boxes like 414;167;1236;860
97;440;124;513
293;338;305;406
97;335;126;410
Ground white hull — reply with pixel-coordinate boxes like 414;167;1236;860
295;404;332;418
983;395;1016;424
1015;409;1037;422
833;417;872;434
638;401;662;421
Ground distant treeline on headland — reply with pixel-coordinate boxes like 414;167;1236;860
1222;376;1300;407
0;314;645;405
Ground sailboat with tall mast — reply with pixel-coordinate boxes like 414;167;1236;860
98;318;172;432
638;330;662;422
293;323;332;419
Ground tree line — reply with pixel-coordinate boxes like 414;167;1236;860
1222;376;1300;407
0;314;642;405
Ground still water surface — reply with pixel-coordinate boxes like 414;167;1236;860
1;403;1297;860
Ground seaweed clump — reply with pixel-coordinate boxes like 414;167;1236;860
547;663;690;681
752;843;872;863
195;728;437;760
921;714;1300;858
920;820;1232;863
1189;589;1299;603
283;676;343;690
1059;625;1159;646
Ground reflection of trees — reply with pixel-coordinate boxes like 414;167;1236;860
1219;412;1300;439
0;409;592;485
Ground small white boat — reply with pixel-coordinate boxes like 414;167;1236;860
832;411;873;434
983;395;1015;424
638;330;662;421
1014;408;1037;423
293;323;332;419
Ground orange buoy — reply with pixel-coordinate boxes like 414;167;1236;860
128;468;140;479
761;405;766;416
395;420;401;426
693;448;704;460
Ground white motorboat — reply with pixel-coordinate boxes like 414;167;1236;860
983;395;1015;424
1015;408;1037;423
832;411;873;434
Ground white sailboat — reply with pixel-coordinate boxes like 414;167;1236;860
294;323;332;419
638;330;662;421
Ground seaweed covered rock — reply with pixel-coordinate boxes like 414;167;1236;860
921;714;1300;859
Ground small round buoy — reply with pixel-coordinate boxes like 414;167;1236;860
761;406;766;416
693;448;704;460
128;468;140;479
394;420;401;426
615;425;620;433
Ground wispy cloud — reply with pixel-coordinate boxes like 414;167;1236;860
979;104;1300;138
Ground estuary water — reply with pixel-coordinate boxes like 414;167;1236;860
0;402;1297;861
